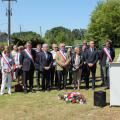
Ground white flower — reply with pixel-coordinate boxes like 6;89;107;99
65;98;68;102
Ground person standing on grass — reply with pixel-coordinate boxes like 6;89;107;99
81;41;89;90
20;41;36;94
35;44;42;90
11;45;18;80
14;46;23;84
1;49;14;95
99;41;115;89
39;44;53;92
84;41;99;90
72;47;83;90
67;47;73;85
55;43;70;90
50;43;58;87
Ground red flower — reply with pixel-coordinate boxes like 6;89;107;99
68;96;71;100
72;99;76;103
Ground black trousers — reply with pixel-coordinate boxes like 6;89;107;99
57;70;67;90
51;66;58;86
23;70;34;91
100;65;105;85
36;70;41;88
68;67;73;85
41;70;51;90
85;65;96;89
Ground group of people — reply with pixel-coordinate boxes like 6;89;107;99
0;39;115;95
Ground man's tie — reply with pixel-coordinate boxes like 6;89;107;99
45;52;48;59
91;48;94;52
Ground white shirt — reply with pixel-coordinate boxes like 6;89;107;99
14;52;21;66
11;50;17;58
51;50;57;60
44;51;48;59
51;50;57;66
1;56;13;73
75;54;80;66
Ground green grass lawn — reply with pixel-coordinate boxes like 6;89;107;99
0;48;120;120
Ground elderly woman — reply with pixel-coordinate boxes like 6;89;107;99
72;47;83;90
1;49;14;95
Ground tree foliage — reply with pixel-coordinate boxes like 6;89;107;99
44;27;74;45
72;29;86;40
11;31;44;47
87;0;120;47
44;27;87;46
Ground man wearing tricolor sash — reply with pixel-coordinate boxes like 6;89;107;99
20;41;36;93
55;43;71;90
1;49;14;95
100;41;115;89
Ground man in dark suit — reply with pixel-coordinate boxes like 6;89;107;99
39;44;53;91
50;43;58;87
35;44;42;90
20;41;36;93
100;41;115;89
84;41;99;90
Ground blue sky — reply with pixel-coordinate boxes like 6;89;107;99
0;0;100;35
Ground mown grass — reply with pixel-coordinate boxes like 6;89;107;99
0;48;120;120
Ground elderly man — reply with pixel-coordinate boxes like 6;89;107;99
35;44;42;90
55;43;70;90
84;41;99;90
39;44;53;91
51;43;58;87
20;41;36;93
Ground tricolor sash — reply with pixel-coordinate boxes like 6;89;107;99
25;49;34;62
2;53;12;71
58;50;67;63
103;47;112;62
2;53;13;80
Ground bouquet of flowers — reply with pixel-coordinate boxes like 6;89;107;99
58;92;86;104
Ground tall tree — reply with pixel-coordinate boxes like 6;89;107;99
72;29;86;40
44;26;74;45
87;0;120;47
11;31;44;47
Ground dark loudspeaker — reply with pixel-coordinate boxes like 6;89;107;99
94;91;106;107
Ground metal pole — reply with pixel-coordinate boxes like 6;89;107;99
40;26;42;37
2;0;17;46
8;0;11;46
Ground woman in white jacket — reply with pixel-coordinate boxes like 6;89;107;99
1;49;14;95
